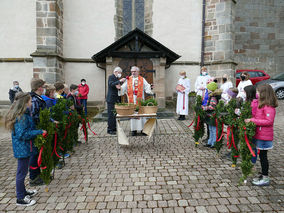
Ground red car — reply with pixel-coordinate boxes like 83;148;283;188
236;70;270;86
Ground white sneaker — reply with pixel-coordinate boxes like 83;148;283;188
25;189;37;198
16;196;36;206
252;177;270;186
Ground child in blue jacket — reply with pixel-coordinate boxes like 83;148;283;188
5;92;46;206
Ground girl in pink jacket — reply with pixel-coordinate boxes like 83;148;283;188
245;84;278;186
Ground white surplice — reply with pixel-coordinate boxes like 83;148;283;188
194;75;211;97
176;77;190;115
119;76;153;131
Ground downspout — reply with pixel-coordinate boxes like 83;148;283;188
200;0;206;67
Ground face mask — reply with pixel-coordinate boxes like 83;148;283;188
117;73;122;78
202;72;207;76
223;78;227;82
82;82;86;85
14;85;19;89
74;91;79;96
240;76;245;81
255;93;259;99
180;75;185;79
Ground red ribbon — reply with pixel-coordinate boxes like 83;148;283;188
216;123;225;142
227;126;231;148
37;146;46;169
243;127;256;157
194;115;200;131
87;122;97;135
183;93;185;110
81;118;87;142
231;126;238;151
187;119;194;128
52;124;62;158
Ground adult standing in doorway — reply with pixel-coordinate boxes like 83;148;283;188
119;66;154;136
195;66;211;99
176;71;191;120
78;79;89;116
106;67;126;135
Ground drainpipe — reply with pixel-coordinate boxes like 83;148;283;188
200;0;206;67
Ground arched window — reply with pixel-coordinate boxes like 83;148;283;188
123;0;145;35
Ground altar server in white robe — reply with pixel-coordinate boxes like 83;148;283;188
176;71;191;120
119;66;153;136
195;66;211;98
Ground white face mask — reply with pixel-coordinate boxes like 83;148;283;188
180;75;185;79
202;72;207;76
117;73;122;78
82;82;86;85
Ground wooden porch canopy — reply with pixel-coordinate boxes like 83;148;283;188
91;28;180;65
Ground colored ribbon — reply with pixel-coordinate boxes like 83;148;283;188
87;122;97;135
194;115;200;131
216;122;224;142
183;93;185;110
227;126;231;148
243;127;256;157
52;124;62;158
187;119;194;128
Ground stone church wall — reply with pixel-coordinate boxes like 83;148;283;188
0;0;36;101
152;0;203;96
234;0;284;76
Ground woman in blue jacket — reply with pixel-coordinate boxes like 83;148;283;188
5;92;46;206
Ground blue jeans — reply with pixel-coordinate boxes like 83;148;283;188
207;124;216;147
80;99;87;116
16;158;29;199
29;154;40;180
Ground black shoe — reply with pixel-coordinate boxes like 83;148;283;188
16;196;36;206
25;189;37;198
131;131;137;136
210;145;215;149
107;130;116;135
204;144;211;147
177;116;182;120
141;132;147;136
30;176;44;187
180;117;185;120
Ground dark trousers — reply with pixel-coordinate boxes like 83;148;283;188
16;158;29;199
259;150;269;176
107;102;116;132
29;154;40;180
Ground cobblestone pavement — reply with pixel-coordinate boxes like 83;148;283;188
0;101;284;212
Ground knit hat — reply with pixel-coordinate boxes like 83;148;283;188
207;82;218;92
31;78;45;92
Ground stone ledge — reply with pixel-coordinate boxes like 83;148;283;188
205;60;238;66
0;58;33;63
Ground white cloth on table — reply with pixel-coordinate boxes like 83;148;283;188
119;76;153;131
176;77;190;115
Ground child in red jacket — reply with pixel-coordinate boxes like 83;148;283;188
245;84;278;186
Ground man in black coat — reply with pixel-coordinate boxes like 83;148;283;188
106;67;126;134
